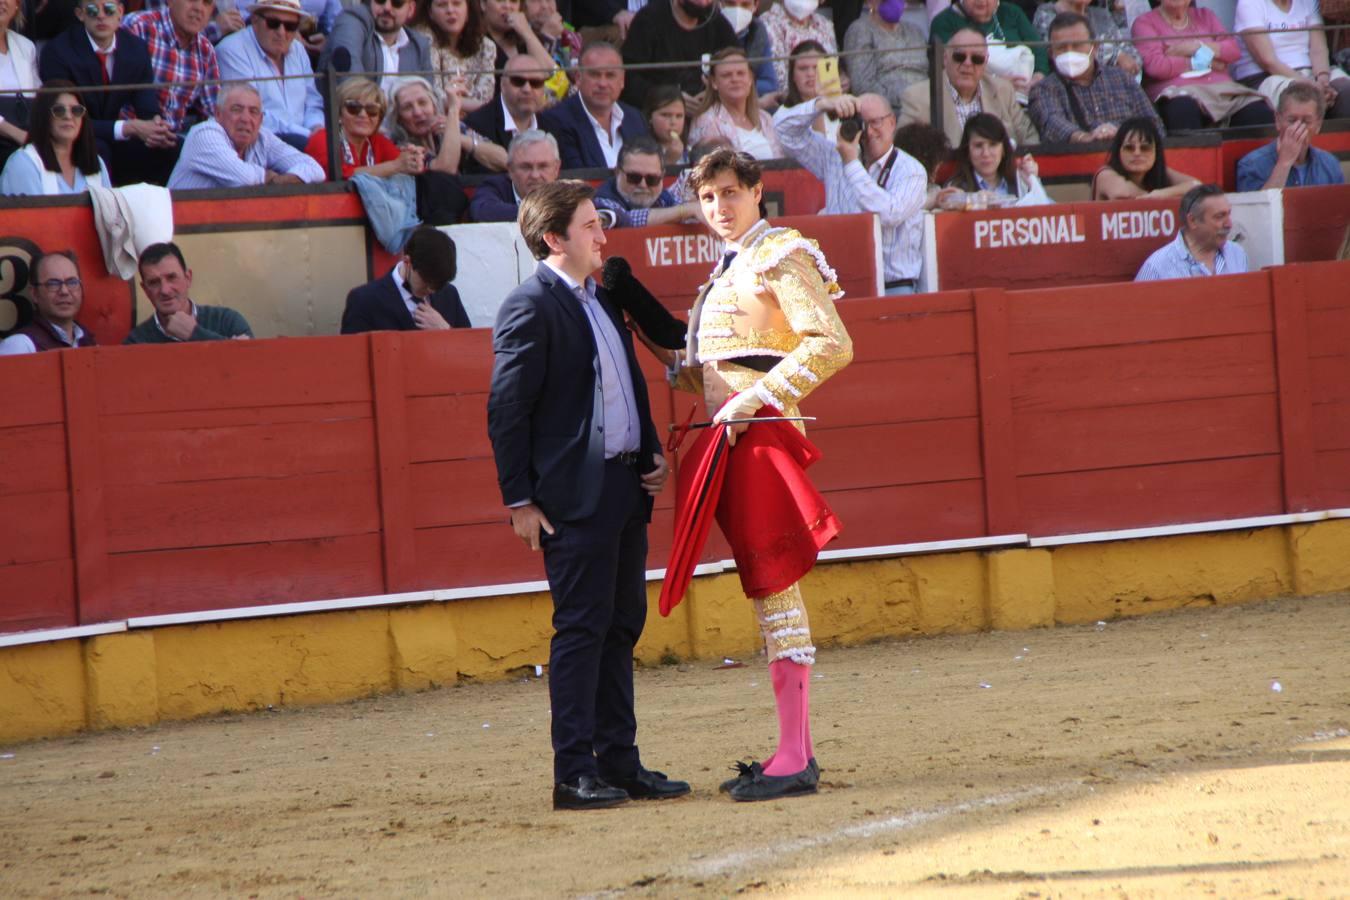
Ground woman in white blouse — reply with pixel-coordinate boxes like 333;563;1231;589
0;0;40;155
0;83;111;196
688;47;785;160
1233;0;1350;119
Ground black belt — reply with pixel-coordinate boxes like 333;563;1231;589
610;450;641;467
884;278;917;290
725;355;781;373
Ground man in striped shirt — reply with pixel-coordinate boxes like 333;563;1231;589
774;91;928;294
125;0;221;136
1136;185;1248;282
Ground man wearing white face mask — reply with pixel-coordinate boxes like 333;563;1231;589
723;0;780;104
1028;11;1162;144
760;0;838;96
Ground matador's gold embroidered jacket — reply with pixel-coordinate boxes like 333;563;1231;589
674;220;853;419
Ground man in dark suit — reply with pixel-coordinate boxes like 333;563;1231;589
39;0;178;185
340;227;470;333
319;0;431;81
488;179;687;811
468;130;560;223
463;54;547;169
537;42;649;171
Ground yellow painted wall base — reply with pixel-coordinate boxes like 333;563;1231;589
3;521;1348;744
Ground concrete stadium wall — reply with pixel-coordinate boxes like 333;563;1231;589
3;519;1348;744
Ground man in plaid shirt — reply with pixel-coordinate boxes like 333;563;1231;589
1028;11;1162;144
126;0;221;136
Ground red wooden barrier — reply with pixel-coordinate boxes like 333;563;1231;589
4;264;1350;636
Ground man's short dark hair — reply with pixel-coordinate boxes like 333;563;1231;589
892;123;950;179
1048;10;1092;39
32;249;80;285
616;135;663;171
404;226;457;289
518;179;596;261
1278;80;1324;115
687;147;762;196
1180;183;1224;225
138;242;188;275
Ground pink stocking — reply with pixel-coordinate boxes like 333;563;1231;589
762;659;811;776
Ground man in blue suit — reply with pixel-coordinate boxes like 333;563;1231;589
468;130;561;223
39;0;178;185
537;42;649;172
487;179;688;811
340;227;471;333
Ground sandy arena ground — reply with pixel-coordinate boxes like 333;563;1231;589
2;594;1349;899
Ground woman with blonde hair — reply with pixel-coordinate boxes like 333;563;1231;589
688;47;784;160
304;78;425;179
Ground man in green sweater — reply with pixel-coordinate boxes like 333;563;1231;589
930;0;1048;102
124;243;254;344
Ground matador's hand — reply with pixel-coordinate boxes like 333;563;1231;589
713;389;764;445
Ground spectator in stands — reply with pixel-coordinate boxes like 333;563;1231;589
464;54;547;152
38;0;177;185
480;0;556;82
782;40;840;138
468;128;561;221
168;83;324;188
554;0;636;37
413;0;497;112
341;225;471;332
593;136;699;227
621;0;738;107
689;48;784;160
136;0;243;44
644;84;689;166
1033;0;1139;78
1236;81;1345;190
538;42;648;170
944;111;1051;204
1132;0;1273;132
388;76;506;174
777;90;928;293
0;0;39;166
126;242;255;343
722;0;779;104
523;0;581;89
319;0;432;93
1091;115;1199;200
305;77;424;179
900;28;1039;147
893;121;954;210
1234;0;1350;120
844;0;928;110
125;0;220;136
216;0;323;151
0;82;112;195
1029;12;1162;144
760;0;838;95
930;0;1048;101
1136;183;1247;280
0;250;95;355
296;0;342;58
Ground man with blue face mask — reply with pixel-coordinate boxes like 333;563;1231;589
1028;11;1162;144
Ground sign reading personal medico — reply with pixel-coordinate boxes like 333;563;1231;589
924;193;1283;291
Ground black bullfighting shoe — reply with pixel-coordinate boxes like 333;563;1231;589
552;775;630;811
720;757;818;794
601;766;691;800
728;761;820;802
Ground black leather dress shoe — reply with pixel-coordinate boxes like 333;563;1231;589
603;766;691;800
720;757;817;793
728;761;820;803
552;775;629;811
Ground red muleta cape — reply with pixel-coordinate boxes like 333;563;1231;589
658;406;842;616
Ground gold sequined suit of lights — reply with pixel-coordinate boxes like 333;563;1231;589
674;220;853;665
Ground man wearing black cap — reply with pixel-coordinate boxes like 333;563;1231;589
340;226;471;333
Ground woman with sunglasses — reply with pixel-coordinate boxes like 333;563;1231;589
0;0;39;164
0;82;110;195
304;77;426;179
414;0;497;113
1091;115;1199;200
688;47;784;161
944;112;1050;206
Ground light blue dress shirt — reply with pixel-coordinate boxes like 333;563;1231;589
0;151;110;196
167;118;325;189
1135;231;1249;282
215;26;325;139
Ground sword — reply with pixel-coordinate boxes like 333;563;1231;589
675;416;817;430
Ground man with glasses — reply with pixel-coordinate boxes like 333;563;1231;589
167;82;323;188
593;135;697;228
469;128;561;221
899;28;1038;147
125;0;222;136
538;42;648;171
217;0;323;151
0;251;95;356
1236;81;1345;191
320;0;430;94
39;0;179;185
465;54;548;159
776;90;928;294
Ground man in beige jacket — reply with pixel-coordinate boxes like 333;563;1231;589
899;28;1039;147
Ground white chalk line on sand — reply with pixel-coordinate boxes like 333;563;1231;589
681;780;1080;880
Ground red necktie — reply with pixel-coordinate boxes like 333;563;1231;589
96;49;112;84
